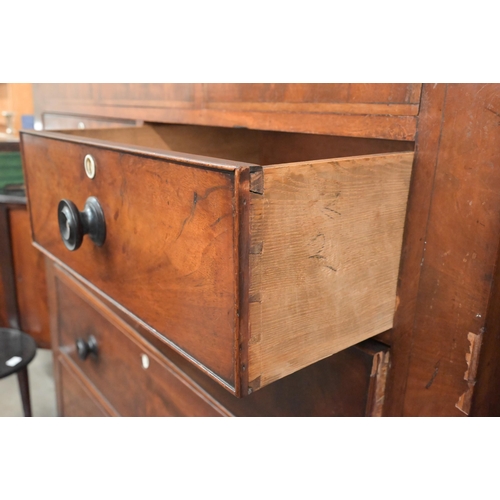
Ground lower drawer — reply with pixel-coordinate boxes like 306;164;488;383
59;357;110;417
48;259;391;416
52;264;230;417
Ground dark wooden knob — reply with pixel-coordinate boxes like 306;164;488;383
75;336;98;360
57;197;106;251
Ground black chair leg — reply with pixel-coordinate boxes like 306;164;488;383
17;367;32;417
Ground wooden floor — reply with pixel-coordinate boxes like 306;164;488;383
0;348;57;417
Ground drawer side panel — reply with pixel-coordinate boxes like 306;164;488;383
249;152;413;389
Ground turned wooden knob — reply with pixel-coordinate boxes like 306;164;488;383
75;336;98;361
57;197;106;251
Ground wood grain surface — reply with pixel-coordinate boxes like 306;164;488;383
386;84;500;416
203;83;422;106
22;133;240;390
28;82;500;415
403;84;500;416
64;123;414;165
248;152;413;389
383;83;448;415
33;84;420;141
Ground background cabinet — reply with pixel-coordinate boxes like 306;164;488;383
0;84;33;137
0;138;50;348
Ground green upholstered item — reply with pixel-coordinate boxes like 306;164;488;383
0;152;24;190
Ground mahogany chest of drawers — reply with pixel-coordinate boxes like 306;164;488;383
21;84;500;416
22;123;412;400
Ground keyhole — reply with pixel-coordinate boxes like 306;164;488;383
84;154;96;179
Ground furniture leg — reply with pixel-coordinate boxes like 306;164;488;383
17;366;32;417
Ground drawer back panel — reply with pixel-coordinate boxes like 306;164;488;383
64;123;414;165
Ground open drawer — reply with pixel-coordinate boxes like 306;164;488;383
21;123;413;396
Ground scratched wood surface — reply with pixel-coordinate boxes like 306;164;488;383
248;152;414;389
404;84;500;416
383;84;448;415
384;84;500;416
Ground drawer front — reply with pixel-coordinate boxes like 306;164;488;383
53;265;230;417
22;133;237;388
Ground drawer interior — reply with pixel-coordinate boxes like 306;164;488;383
61;123;414;165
